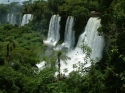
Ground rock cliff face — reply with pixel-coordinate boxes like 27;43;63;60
91;11;100;17
0;13;7;24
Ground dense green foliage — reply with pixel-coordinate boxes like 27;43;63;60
97;0;125;92
0;0;125;93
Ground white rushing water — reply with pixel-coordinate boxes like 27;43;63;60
62;16;75;49
7;14;17;25
21;14;33;26
59;17;104;76
43;15;61;46
54;16;75;51
37;17;104;76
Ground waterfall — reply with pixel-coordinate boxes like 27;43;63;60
54;16;75;51
21;14;33;26
37;17;104;76
43;15;61;46
62;16;75;49
7;14;22;25
59;17;104;75
7;14;17;25
85;18;104;59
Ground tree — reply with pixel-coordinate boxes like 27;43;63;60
6;40;16;63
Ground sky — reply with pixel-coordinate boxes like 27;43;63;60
0;0;28;4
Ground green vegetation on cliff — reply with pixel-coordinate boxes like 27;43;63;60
0;0;125;93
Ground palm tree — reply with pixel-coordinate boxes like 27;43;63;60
41;49;70;79
56;50;70;79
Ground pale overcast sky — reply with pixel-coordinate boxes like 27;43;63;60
0;0;28;4
0;0;46;4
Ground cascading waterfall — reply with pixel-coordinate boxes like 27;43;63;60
59;17;104;75
43;15;61;46
37;17;104;76
21;14;33;26
62;16;75;49
54;16;75;51
7;14;17;25
85;18;104;59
